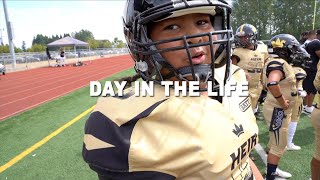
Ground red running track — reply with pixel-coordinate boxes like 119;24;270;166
0;55;134;121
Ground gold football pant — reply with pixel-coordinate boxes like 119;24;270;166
291;96;303;122
263;101;293;157
311;107;320;161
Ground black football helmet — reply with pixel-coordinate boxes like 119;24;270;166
235;23;258;48
268;34;310;68
123;0;233;92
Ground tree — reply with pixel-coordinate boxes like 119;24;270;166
232;0;273;40
27;43;46;52
100;40;113;48
14;46;22;53
115;40;126;48
32;34;49;45
231;0;319;40
22;41;26;52
0;44;10;53
63;33;71;37
112;37;126;48
73;29;94;42
88;39;99;49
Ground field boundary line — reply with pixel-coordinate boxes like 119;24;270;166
0;105;96;174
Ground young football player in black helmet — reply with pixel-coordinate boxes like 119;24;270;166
232;23;269;120
262;34;310;180
311;61;320;180
288;65;307;151
288;47;312;152
82;0;262;179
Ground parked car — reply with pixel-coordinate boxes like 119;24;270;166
65;52;78;58
26;55;41;62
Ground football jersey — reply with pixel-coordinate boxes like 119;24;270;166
232;44;266;88
293;67;306;89
83;83;258;179
215;64;256;120
314;61;320;108
291;67;306;121
311;62;320;161
256;43;269;62
262;57;297;107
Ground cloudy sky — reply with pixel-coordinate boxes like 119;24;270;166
0;1;125;48
0;0;234;48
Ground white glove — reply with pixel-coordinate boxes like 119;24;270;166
298;89;307;97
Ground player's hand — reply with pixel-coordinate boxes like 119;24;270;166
245;73;251;81
281;99;289;110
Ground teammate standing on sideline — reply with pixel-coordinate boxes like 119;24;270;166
82;0;262;179
311;61;320;180
301;30;316;49
262;34;310;180
303;29;320;114
299;31;309;44
287;60;308;151
231;24;268;118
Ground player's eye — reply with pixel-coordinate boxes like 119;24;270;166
197;20;209;26
164;24;179;30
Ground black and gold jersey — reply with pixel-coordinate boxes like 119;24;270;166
292;67;306;121
262;57;297;107
232;44;266;88
83;83;258;179
293;67;306;89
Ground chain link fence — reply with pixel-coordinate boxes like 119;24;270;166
0;48;129;72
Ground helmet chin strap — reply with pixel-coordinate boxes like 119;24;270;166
177;64;212;83
177;64;219;92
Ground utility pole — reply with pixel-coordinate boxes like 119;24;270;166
2;0;16;70
0;28;4;45
313;0;318;30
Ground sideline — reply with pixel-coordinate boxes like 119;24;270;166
0;105;96;174
255;143;268;165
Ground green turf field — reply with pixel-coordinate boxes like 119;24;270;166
253;105;315;180
0;68;136;179
0;68;316;179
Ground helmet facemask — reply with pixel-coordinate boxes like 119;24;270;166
288;45;311;68
235;34;257;48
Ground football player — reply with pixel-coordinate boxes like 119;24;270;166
262;34;310;180
232;24;268;117
82;0;262;179
287;66;307;151
311;61;320;180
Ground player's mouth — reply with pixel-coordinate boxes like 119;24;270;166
191;52;205;64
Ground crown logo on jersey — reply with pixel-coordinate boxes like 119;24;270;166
232;124;244;137
271;38;286;48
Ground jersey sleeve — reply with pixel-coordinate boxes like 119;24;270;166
231;48;241;63
82;97;174;180
266;60;285;79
